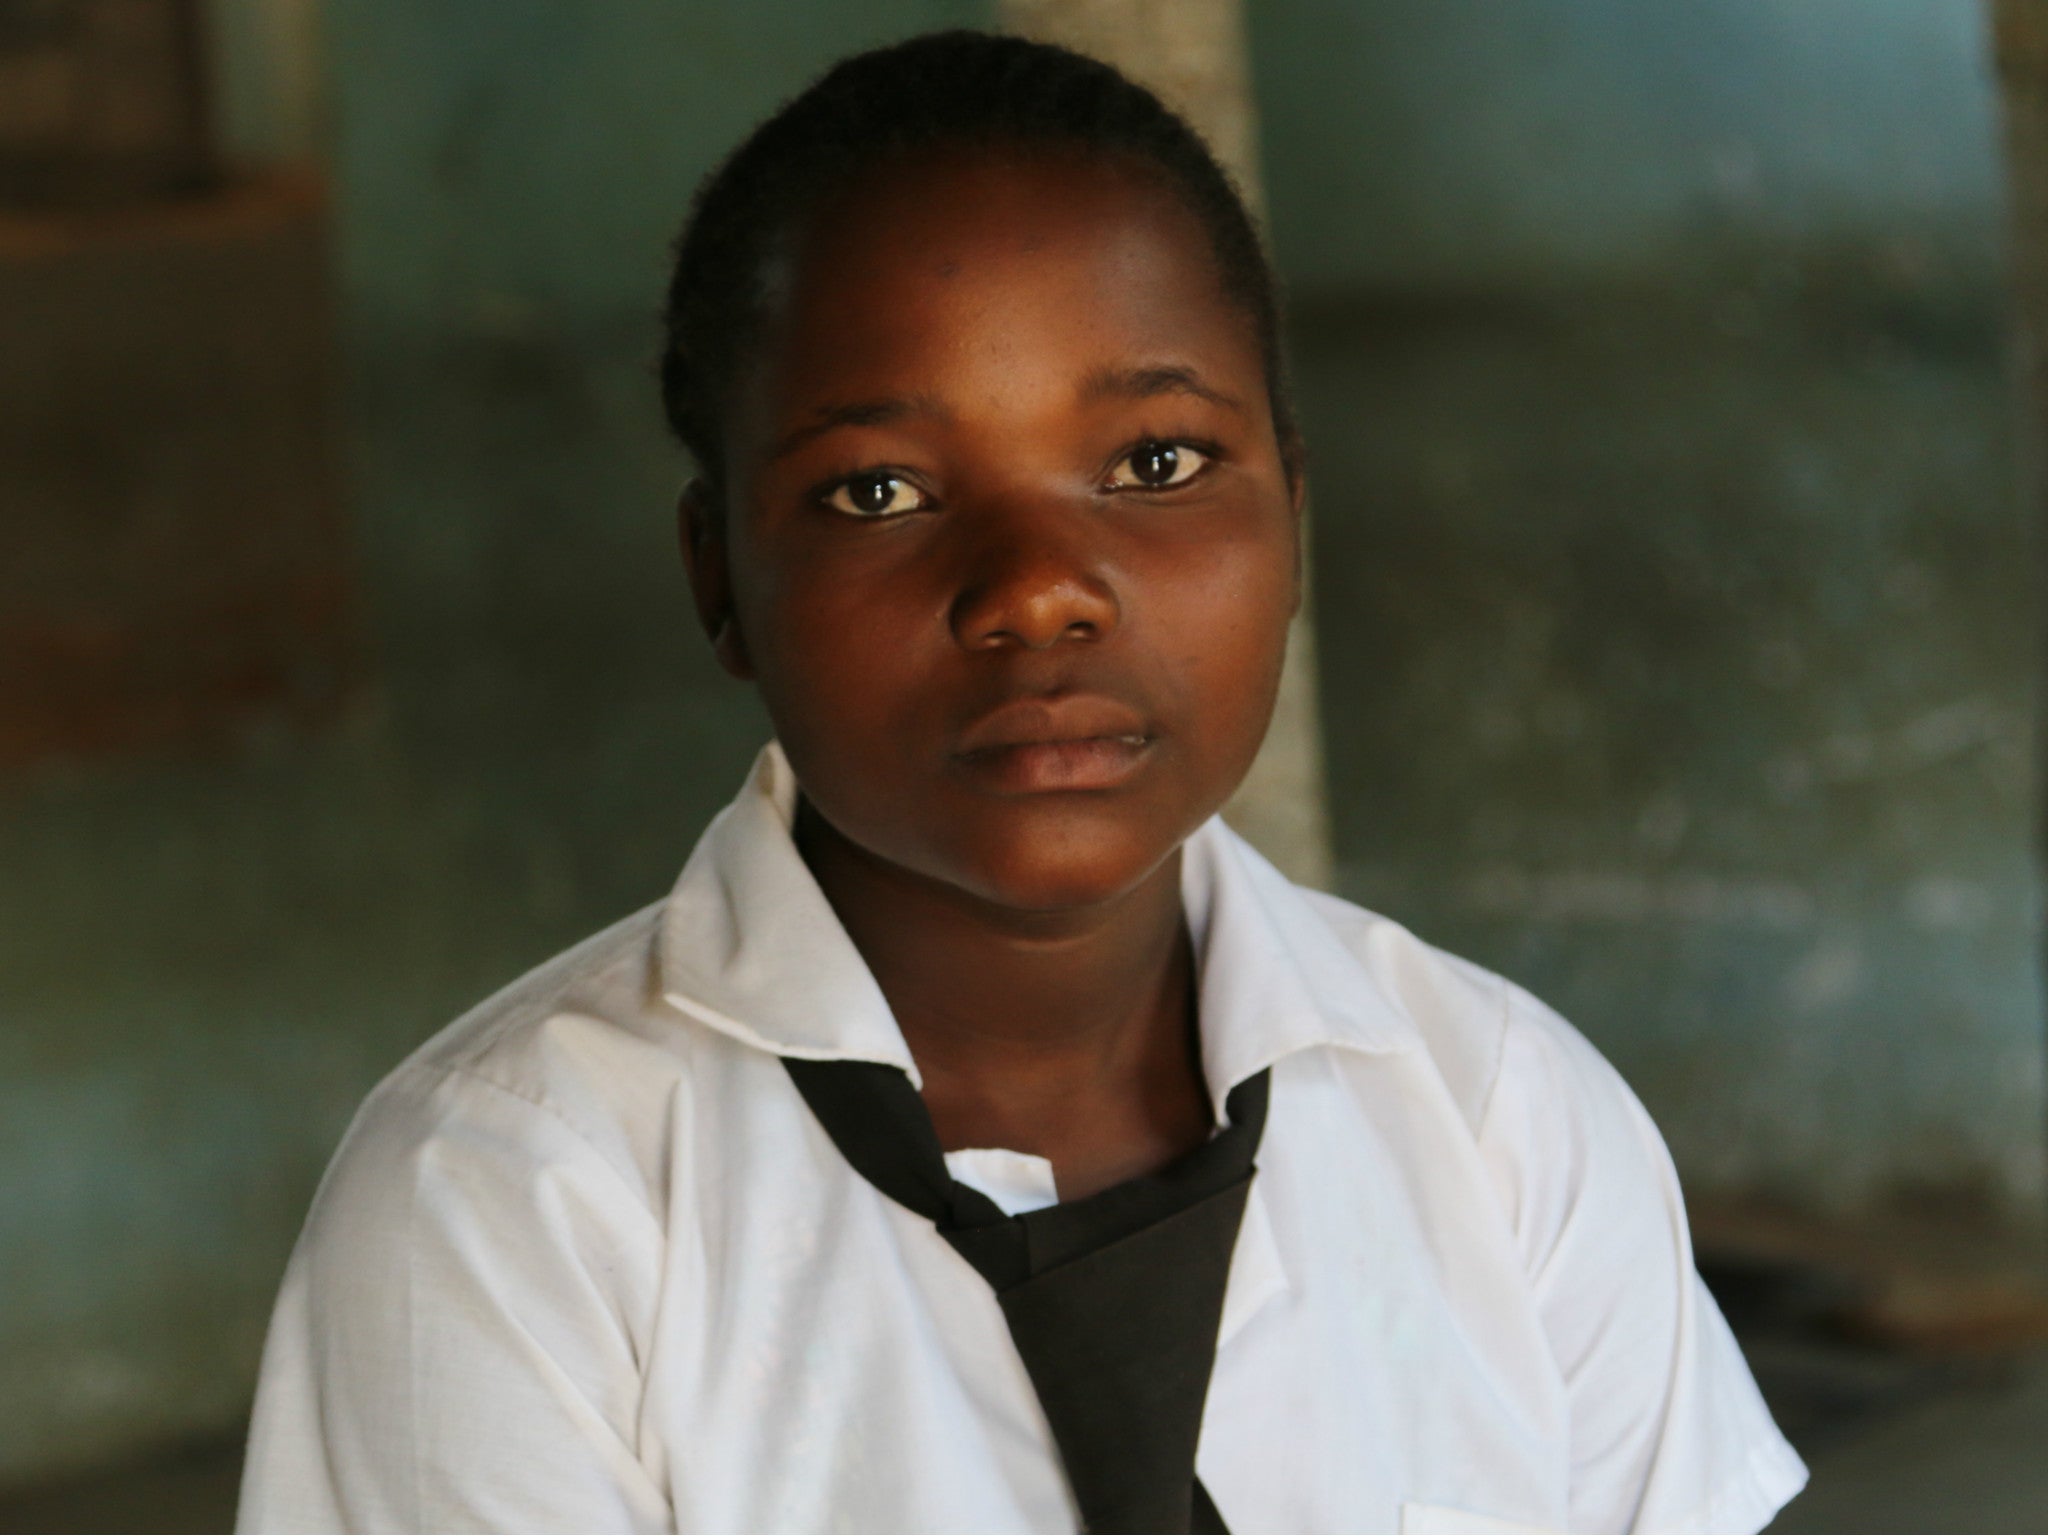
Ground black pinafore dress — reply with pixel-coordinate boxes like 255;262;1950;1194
783;1058;1270;1534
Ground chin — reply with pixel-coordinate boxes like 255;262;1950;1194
941;808;1188;914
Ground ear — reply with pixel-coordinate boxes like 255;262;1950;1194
1285;457;1308;618
677;479;754;680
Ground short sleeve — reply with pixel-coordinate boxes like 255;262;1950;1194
1477;988;1809;1534
237;1063;671;1533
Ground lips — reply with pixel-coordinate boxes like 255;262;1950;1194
957;694;1150;754
954;694;1156;792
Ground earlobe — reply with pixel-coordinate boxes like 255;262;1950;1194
1287;468;1308;618
677;479;755;680
712;618;754;678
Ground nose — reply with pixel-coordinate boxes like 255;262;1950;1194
947;500;1121;651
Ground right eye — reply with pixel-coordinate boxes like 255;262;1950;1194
823;472;929;518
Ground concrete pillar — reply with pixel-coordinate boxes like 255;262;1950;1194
997;0;1336;889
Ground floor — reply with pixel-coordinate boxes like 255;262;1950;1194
0;1435;243;1536
1770;1356;2048;1532
1714;1249;2048;1534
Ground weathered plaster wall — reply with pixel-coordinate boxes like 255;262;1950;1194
0;0;983;1487
1254;0;2046;1225
1258;0;2003;290
8;0;2043;1493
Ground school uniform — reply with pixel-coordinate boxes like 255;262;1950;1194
238;742;1806;1534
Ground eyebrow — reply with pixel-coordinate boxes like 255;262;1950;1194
1078;364;1245;413
762;366;1242;465
765;394;947;465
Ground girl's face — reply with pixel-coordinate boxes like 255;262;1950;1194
687;144;1301;913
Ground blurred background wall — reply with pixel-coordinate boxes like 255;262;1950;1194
1253;0;2043;1233
1;0;2041;1497
1;0;978;1485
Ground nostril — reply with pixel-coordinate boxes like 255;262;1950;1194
947;549;1121;651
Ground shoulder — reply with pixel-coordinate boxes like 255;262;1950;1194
405;898;672;1087
272;900;730;1389
1295;887;1619;1132
318;899;740;1242
1300;889;1804;1531
1295;886;1668;1238
247;908;698;1531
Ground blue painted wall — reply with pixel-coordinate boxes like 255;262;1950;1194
0;0;985;1485
3;0;2041;1489
1252;0;2044;1222
1256;0;2004;289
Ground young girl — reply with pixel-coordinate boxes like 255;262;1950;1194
238;32;1805;1534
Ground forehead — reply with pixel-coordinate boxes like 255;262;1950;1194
738;144;1258;430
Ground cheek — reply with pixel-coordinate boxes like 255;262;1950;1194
1147;527;1297;721
737;550;935;751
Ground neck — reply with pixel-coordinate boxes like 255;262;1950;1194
794;798;1210;1186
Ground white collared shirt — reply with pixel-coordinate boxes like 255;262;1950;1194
238;745;1806;1534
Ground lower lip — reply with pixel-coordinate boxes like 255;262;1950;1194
957;736;1154;793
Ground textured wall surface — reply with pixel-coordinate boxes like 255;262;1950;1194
0;179;350;771
1253;0;2045;1227
0;0;983;1486
1258;0;2005;291
6;0;2043;1493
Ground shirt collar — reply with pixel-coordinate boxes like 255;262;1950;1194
1177;797;1417;1119
658;742;1417;1104
657;742;922;1081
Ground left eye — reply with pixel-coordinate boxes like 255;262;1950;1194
1106;441;1209;491
824;472;928;517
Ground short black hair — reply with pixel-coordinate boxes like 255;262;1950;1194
659;28;1298;497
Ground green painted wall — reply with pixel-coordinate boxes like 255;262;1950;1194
1;0;984;1486
1253;0;2045;1224
5;0;2043;1491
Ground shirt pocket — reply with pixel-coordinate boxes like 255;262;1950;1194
1400;1501;1561;1534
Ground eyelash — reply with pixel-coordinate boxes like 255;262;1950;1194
812;436;1223;519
